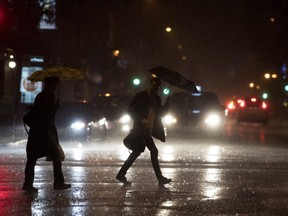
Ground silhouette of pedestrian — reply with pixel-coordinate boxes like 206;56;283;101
22;77;71;193
116;77;172;185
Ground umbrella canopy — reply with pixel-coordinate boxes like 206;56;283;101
148;66;198;93
28;66;86;82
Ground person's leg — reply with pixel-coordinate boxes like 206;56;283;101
146;136;172;184
52;153;64;184
48;130;70;190
23;158;38;192
50;145;71;190
146;136;162;179
116;151;141;183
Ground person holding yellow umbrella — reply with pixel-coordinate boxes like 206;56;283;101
22;77;71;192
23;67;85;193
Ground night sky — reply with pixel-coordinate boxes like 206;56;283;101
104;0;287;102
3;0;285;103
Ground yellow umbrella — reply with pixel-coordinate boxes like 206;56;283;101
28;66;86;82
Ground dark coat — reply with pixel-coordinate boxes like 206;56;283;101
26;90;59;159
127;90;169;142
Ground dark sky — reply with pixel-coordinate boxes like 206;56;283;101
106;0;287;102
54;0;287;103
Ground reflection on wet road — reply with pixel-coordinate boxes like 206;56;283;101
0;120;288;215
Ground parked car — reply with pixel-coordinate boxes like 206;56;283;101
167;91;226;133
236;97;269;126
55;101;108;140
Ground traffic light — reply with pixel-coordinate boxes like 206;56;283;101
132;78;141;86
262;92;268;99
285;84;288;92
163;88;170;95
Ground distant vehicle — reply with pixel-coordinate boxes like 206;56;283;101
55;101;107;140
236;97;269;126
92;93;179;136
225;98;243;118
92;94;133;134
167;91;226;133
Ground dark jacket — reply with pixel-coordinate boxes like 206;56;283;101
128;90;169;142
26;90;59;159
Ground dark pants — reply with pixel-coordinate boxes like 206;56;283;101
23;145;64;187
117;135;163;180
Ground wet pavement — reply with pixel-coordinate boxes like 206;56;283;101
1;121;288;215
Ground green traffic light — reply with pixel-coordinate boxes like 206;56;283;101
285;84;288;92
262;93;268;99
132;78;140;86
163;88;170;95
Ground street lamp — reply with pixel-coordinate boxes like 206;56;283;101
264;73;271;79
165;26;172;32
8;60;16;69
112;50;120;57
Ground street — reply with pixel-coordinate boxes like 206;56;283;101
1;120;288;215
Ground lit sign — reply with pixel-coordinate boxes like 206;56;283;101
30;57;44;63
20;67;43;104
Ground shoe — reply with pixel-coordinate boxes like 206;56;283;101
54;183;71;190
158;177;172;185
22;184;38;193
116;175;131;185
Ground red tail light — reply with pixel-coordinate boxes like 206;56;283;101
237;99;243;104
240;100;245;108
261;101;268;109
227;101;236;110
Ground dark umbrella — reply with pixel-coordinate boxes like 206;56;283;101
148;66;198;93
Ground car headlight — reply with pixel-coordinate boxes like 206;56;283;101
204;113;221;127
98;117;107;126
70;121;86;130
119;114;131;124
163;114;177;125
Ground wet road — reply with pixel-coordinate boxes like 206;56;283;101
1;121;288;215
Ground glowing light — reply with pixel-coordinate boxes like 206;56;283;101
119;114;131;124
227;101;236;110
122;125;130;132
8;61;16;69
133;78;141;86
113;50;120;57
165;27;172;32
163;88;170;95
163;114;177;125
204;113;221;127
71;121;85;130
264;73;270;79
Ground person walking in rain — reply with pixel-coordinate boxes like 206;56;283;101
116;77;172;185
22;77;71;193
